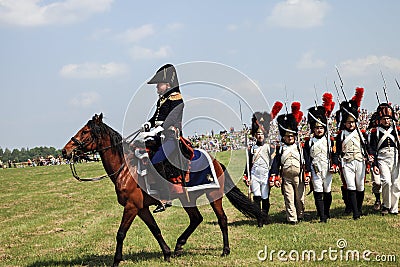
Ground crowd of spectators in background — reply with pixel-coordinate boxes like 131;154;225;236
2;105;399;169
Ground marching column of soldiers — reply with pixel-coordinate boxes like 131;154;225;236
244;87;400;225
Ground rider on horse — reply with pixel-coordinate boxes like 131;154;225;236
141;63;185;213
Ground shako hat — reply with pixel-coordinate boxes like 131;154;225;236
376;103;397;121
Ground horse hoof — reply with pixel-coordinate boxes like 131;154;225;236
173;249;184;257
221;247;230;256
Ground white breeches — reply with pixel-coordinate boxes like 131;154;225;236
342;159;365;191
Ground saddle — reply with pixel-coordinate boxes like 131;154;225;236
146;136;194;185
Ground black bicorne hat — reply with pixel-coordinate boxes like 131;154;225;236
147;64;179;88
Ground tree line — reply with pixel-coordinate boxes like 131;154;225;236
0;147;62;162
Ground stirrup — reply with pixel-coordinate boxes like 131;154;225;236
153;201;172;213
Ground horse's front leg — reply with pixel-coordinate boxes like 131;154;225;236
137;207;171;261
174;206;203;257
113;203;138;267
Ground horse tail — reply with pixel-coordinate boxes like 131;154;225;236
220;163;263;220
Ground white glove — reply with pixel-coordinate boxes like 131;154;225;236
141;122;151;132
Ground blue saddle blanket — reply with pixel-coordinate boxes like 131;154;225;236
185;149;220;192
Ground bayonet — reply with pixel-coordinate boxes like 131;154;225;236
335;66;347;101
380;70;389;103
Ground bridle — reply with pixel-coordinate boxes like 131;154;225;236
69;133;122;182
68;128;142;182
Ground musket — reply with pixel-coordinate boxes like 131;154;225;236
240;101;251;199
333;81;341;104
380;70;390;103
375;92;381;105
313;84;318;108
335;66;348;102
337;68;369;159
395;78;400;92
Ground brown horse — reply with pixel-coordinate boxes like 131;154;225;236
62;114;264;266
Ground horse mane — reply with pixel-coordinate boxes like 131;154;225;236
87;118;123;156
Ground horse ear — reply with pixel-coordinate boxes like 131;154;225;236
99;113;103;121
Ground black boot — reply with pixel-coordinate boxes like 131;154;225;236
356;190;364;216
373;193;381;211
152;163;171;213
314;192;327;223
341;186;352;214
323;192;332;219
253;196;263;227
348;190;360;220
262;198;270;224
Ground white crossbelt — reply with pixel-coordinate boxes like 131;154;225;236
253;145;270;166
342;130;360;150
377;127;396;150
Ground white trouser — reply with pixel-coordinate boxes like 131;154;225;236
251;166;270;199
378;148;400;213
342;159;365;191
311;160;332;193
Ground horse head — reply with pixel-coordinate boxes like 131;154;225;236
62;113;106;160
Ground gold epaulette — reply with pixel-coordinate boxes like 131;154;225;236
168;92;182;101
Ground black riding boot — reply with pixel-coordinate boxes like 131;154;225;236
262;198;270;224
341;186;352;214
152;163;172;213
323;192;332;219
348;190;360;220
356;190;364;216
314;192;326;223
253;196;263;227
373;193;381;211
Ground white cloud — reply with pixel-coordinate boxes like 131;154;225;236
267;0;330;29
296;51;326;69
0;0;113;27
129;45;172;60
69;91;100;108
60;62;129;79
116;24;155;43
339;55;400;76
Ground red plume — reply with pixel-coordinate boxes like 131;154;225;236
351;87;364;107
291;102;303;124
322;92;335;117
270;101;283;120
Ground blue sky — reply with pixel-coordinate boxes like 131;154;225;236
1;0;400;149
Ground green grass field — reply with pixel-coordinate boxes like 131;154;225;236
0;150;399;266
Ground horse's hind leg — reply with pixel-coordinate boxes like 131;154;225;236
137;207;171;261
209;198;230;256
174;206;203;257
113;204;138;267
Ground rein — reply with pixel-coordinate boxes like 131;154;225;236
69;151;125;182
68;128;141;182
